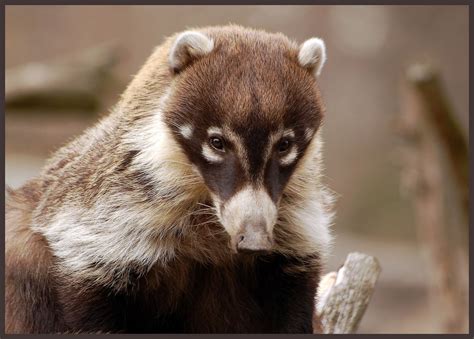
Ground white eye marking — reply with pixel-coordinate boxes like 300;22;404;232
280;147;298;166
202;143;224;163
283;129;295;138
305;128;314;141
207;126;223;136
179;124;193;139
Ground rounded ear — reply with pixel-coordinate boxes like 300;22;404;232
169;31;214;73
297;37;327;77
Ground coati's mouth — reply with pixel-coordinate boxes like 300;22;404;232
234;247;274;257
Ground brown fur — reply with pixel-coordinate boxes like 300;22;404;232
5;25;331;333
6;181;64;333
166;27;323;203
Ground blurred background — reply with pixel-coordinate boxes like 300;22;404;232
5;5;469;333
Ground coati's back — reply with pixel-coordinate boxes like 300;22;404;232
5;25;334;333
5;116;116;333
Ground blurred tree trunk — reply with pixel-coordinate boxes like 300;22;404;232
398;64;468;333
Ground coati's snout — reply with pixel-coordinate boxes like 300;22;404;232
217;186;277;253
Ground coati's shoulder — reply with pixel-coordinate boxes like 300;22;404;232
6;180;64;333
6;179;46;238
39;113;120;179
28;112;137;227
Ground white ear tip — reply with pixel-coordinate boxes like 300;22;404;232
169;31;214;72
175;31;214;54
298;37;327;77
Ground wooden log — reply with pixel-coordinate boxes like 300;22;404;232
5;44;120;111
315;252;381;334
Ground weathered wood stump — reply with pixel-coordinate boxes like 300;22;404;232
315;252;381;334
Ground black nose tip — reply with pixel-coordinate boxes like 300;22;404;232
236;231;273;253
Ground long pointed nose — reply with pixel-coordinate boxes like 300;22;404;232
234;219;274;253
219;185;278;253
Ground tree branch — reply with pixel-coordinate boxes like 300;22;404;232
315;252;381;334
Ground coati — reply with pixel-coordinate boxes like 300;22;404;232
5;25;334;333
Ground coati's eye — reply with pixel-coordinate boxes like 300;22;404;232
209;136;225;151
277;138;291;153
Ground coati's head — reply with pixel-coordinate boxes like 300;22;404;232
142;26;327;254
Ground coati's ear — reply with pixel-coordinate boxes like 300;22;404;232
169;31;214;73
297;37;326;77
